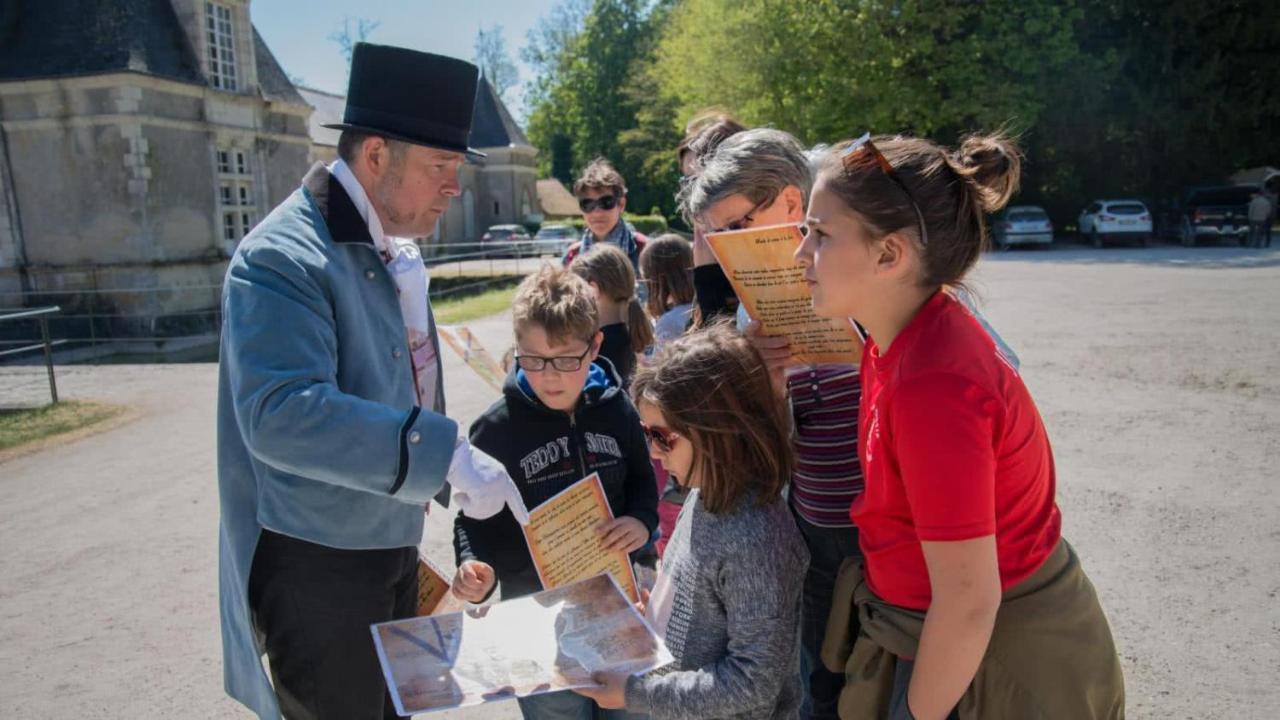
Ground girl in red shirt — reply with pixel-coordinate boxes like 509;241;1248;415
794;133;1124;719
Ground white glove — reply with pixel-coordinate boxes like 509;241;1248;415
447;437;530;525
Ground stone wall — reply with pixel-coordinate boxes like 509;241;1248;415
0;72;310;331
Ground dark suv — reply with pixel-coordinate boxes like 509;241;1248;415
1174;185;1259;247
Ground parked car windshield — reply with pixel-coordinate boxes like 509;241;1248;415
1106;203;1147;215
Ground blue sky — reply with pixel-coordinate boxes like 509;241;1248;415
253;1;562;119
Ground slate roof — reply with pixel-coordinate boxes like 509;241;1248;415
252;26;305;105
0;0;305;107
297;86;345;148
470;75;531;149
0;0;201;83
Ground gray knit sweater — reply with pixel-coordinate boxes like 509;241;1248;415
625;489;810;720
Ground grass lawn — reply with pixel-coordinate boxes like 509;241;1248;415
0;401;125;452
431;284;519;325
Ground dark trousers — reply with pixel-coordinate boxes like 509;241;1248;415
248;529;419;720
791;506;862;720
1249;221;1268;248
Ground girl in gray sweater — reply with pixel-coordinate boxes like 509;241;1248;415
575;323;810;719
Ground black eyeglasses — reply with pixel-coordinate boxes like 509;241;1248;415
578;195;619;213
716;196;772;233
514;342;595;372
839;132;929;246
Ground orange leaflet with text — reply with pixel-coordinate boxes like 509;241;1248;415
521;473;640;602
706;222;863;365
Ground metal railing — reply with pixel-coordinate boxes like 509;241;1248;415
0;306;62;403
0;250;551;363
423;240;570;280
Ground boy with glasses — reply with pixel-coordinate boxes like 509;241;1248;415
563;158;648;272
452;264;658;720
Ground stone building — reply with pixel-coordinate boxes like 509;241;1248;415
0;0;310;329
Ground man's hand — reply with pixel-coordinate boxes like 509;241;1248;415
572;671;630;709
596;516;649;553
447;438;531;524
745;320;793;396
451;560;496;604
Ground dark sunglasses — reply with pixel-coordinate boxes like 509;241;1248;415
514;341;595;372
640;421;681;453
839;132;930;247
578;195;619;213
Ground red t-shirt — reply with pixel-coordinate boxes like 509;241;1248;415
851;291;1061;610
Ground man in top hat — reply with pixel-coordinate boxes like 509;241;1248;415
217;43;529;719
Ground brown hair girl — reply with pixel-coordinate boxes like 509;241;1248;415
639;233;695;320
570;243;655;361
630;321;791;514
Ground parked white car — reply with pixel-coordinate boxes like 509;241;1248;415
990;205;1054;249
1077;199;1153;247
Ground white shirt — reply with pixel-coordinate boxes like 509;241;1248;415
328;159;438;410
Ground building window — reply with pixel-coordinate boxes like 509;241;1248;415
205;2;238;91
217;145;256;251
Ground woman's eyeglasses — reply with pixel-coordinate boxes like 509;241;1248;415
514;343;595;372
578;195;619;213
640;421;681;453
840;132;930;247
717;196;771;233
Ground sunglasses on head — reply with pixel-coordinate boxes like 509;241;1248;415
839;132;930;247
640;421;681;453
578;195;619;213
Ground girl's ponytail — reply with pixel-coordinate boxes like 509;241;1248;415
625;296;655;352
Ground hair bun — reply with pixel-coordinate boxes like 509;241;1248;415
955;132;1022;214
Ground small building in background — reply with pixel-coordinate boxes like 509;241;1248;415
537;178;581;221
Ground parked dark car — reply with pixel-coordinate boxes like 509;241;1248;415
480;224;533;257
1172;185;1258;247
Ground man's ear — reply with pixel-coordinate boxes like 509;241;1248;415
589;331;604;360
361;136;388;178
617;194;627;214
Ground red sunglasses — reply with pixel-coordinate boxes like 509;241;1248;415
640;421;681;453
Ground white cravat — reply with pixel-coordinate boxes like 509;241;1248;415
329;160;439;410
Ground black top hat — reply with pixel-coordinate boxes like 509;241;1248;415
323;43;486;158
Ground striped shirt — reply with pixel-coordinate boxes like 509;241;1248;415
787;364;864;528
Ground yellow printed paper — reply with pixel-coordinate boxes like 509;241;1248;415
417;554;465;616
705;222;863;365
521;473;639;602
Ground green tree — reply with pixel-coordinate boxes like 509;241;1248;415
524;0;680;216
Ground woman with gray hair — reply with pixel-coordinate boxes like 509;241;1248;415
679;127;862;720
681;128;811;324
